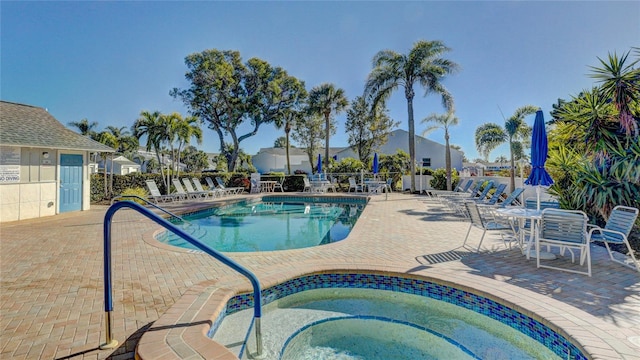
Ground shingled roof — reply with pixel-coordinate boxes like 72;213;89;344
0;101;114;152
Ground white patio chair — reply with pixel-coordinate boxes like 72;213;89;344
348;177;362;193
536;208;591;276
588;205;639;272
272;177;284;192
462;202;515;251
205;177;228;197
302;177;312;192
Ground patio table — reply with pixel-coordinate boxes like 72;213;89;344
495;207;556;260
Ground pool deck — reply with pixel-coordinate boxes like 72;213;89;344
1;192;639;359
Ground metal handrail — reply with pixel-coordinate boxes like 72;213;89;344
100;201;263;355
110;195;187;223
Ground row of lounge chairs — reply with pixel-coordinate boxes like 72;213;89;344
145;177;244;203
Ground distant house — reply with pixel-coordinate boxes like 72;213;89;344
336;129;464;171
252;147;346;174
0;101;114;222
462;162;487;177
251;129;462;175
102;155;140;175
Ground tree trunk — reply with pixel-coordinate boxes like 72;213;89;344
109;154;114;197
509;146;516;192
285;130;291;175
445;131;452;191
406;93;416;193
324;111;330;173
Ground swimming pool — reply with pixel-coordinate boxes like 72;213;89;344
211;273;586;360
157;196;367;252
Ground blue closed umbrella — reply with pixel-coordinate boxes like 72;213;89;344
524;110;554;210
316;154;322;174
372;153;379;175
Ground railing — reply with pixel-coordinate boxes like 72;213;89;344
100;200;263;356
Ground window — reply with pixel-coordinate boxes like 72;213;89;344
422;158;431;167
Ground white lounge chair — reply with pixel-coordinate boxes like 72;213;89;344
145;179;179;203
192;177;222;198
181;178;209;200
216;177;244;195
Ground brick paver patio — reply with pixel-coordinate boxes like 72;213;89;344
1;193;638;359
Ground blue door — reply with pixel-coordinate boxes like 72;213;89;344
60;154;83;213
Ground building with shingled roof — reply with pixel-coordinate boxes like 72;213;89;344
0;101;114;222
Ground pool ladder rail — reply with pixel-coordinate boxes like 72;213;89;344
101;198;264;356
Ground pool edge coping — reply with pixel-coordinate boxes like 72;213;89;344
135;263;622;360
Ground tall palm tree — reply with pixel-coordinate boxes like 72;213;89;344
365;40;459;192
308;83;348;171
132;110;171;191
68;118;99;137
103;126;138;195
421;111;459;190
475;105;537;191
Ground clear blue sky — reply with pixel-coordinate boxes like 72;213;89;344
2;1;639;161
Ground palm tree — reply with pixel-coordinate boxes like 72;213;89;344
475;105;537;191
167;113;202;178
132;110;171;191
103;126;138;195
94;130;118;198
308;83;348;171
68;118;99;137
365;40;459;192
421;111;459;190
589;50;640;137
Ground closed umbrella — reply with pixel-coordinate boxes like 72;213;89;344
372;153;379;177
316;154;322;174
524;110;554;210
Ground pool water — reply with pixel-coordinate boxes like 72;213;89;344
157;199;365;252
213;288;561;360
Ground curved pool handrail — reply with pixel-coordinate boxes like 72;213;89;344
100;201;263;355
110;195;187;223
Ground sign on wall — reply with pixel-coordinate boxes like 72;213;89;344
0;146;21;183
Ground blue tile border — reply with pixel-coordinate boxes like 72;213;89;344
219;273;586;360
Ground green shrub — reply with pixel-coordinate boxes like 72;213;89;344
429;168;460;190
119;187;148;204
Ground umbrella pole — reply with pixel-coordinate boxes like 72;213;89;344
536;186;541;211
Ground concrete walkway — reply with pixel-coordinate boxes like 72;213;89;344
1;193;638;359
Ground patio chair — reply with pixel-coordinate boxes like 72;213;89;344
145;179;178;203
348;177;363;193
272;177;284;192
587;206;639;272
216;177;244;195
181;178;209;200
536;208;591;276
462;202;515;251
302;177;312;192
193;177;222;198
